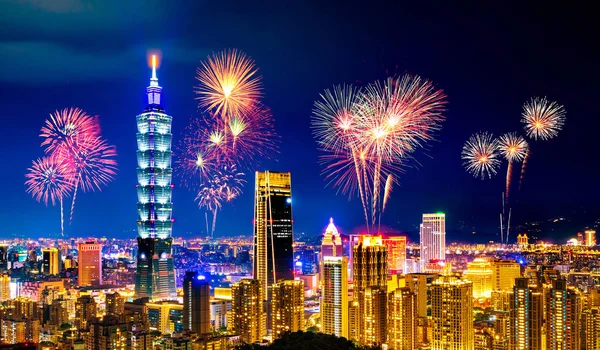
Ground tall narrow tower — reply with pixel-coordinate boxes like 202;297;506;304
420;213;446;271
135;55;177;301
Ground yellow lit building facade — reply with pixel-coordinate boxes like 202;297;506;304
272;279;304;339
146;300;184;334
321;256;348;338
464;257;493;299
430;275;473;350
491;259;521;292
388;287;417;350
42;247;60;275
231;279;264;344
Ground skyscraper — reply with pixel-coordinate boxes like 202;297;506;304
353;235;388;347
106;292;125;317
321;218;343;258
272;280;304;339
42;247;61;275
419;213;446;271
582;307;600;350
183;271;211;335
383;236;407;274
463;257;493;299
0;274;10;302
430;275;473;350
491;259;521;292
75;295;97;330
509;277;544;350
135;55;176;301
231;279;264;344
388;287;417;350
321;256;348;338
78;241;102;287
0;244;8;271
253;171;293;302
546;279;581;350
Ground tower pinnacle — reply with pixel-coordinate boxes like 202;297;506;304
150;55;159;87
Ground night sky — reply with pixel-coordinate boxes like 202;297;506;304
0;1;597;241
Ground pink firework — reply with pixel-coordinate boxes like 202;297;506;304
40;108;99;153
25;157;75;206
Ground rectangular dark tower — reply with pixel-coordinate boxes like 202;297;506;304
183;271;211;335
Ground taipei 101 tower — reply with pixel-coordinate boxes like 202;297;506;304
135;55;177;300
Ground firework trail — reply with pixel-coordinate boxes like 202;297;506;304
519;97;566;190
312;76;446;232
497;132;528;203
39;108;117;224
382;174;394;213
462;131;501;180
195;49;262;119
25;157;75;236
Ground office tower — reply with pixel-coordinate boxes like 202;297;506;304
86;315;130;350
0;273;10;302
42;247;61;275
135;56;177;301
183;271;210;335
78;241;102;287
491;259;521;292
106;292;125;316
231;279;264;344
464;257;493;299
321;256;348;338
430;275;473;350
146;301;184;334
406;273;439;318
75;295;97;330
353;235;388;347
546;279;581;350
509;278;544;350
0;318;40;344
272;280;304;339
419;213;446;270
0;243;7;270
388;287;417;350
321;217;343;258
253;171;294;300
384;236;407;274
585;229;597;246
582;307;600;350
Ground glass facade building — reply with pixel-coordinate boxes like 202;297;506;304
135;57;177;300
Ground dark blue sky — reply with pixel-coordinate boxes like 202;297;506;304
0;1;597;241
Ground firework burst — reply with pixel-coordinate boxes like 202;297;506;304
497;132;528;204
521;97;566;141
195;49;262;119
312;75;447;232
40;108;99;153
462;131;501;180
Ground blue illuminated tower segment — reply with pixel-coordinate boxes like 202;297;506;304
135;56;177;300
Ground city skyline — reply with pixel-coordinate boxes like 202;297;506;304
0;2;597;242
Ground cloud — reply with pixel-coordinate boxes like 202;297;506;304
0;41;210;85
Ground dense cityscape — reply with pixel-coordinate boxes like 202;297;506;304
1;1;598;350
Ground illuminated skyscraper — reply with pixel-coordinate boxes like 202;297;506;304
509;278;544;350
135;56;176;301
0;243;9;270
388;287;417;350
272;280;304;339
75;295;97;330
353;235;388;347
183;271;210;335
321;217;343;258
463;257;492;299
253;171;293;303
42;247;61;275
146;301;184;334
419;213;446;270
546;279;581;350
106;292;125;317
0;274;10;302
384;236;407;274
86;315;130;350
430;275;473;350
582;307;600;350
491;259;521;292
231;279;265;344
321;256;348;338
585;230;597;246
78;242;102;287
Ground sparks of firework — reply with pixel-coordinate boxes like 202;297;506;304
521;97;566;141
40;108;99;153
195;49;262;119
462;131;501;180
312;75;447;232
25;157;75;236
498;132;528;204
382;174;394;213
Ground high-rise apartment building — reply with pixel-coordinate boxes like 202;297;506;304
420;213;446;271
510;278;544;350
582;307;600;350
135;56;177;301
546;279;581;350
75;295;97;330
464;257;493;299
384;236;407;274
0;273;10;302
106;292;125;317
321;256;348;338
1;318;40;344
78;241;102;287
146;301;184;334
183;271;211;335
86;315;130;350
272;280;304;339
231;279;264;344
353;235;388;347
430;275;473;350
42;247;61;275
388;287;417;350
491;259;521;292
253;171;294;302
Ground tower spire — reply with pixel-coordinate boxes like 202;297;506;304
150;55;159;87
146;55;162;107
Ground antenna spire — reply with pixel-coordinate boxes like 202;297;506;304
150;55;158;85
